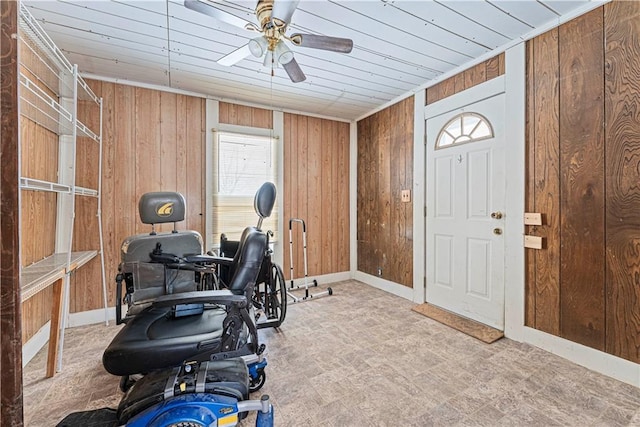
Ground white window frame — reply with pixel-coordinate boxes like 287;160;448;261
435;112;494;149
211;129;278;248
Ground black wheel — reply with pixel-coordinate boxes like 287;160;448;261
265;264;287;325
249;370;266;392
328;287;333;295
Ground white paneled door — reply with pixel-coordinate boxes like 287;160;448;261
426;93;506;330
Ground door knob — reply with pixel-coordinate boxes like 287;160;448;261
491;211;503;219
493;228;502;235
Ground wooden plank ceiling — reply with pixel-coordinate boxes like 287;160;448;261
23;0;593;119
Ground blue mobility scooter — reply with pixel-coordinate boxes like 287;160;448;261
57;191;275;426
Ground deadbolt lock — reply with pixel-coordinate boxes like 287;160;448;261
491;211;503;219
493;228;503;235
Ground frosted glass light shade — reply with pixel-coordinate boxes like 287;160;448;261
248;36;268;58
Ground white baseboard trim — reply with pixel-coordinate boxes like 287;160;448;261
523;326;640;388
67;307;116;328
354;271;414;300
286;271;351;288
22;321;51;367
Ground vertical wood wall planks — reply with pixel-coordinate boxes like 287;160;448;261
524;40;536;327
532;28;561;335
282;112;350;279
604;0;640;363
558;8;605;350
306;117;322;276
1;1;24;424
337;121;350;273
425;53;505;105
525;3;640;363
219;102;272;129
356;97;413;287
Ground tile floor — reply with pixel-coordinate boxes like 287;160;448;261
23;280;640;426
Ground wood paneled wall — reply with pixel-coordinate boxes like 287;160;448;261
218;103;350;279
357;97;413;287
219;102;272;129
526;3;640;363
283;113;350;279
1;1;24;423
426;54;505;105
19;37;59;343
68;81;207;315
21;81;206;340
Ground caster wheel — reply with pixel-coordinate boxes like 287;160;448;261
313;279;318;287
328;287;333;296
119;375;134;392
249;371;266;393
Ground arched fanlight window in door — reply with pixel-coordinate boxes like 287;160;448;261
436;112;494;149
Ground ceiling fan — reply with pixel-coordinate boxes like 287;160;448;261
184;0;354;83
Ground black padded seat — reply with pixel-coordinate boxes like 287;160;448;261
104;229;267;377
103;305;227;376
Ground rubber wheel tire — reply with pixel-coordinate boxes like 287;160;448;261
263;264;287;326
249;371;266;393
273;264;287;325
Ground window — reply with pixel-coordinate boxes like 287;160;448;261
212;132;277;244
436;112;493;149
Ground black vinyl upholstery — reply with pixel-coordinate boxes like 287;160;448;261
218;182;276;285
254;182;276;221
103;229;268;376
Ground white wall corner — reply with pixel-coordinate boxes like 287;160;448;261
204;99;219;252
523;327;640;388
273;110;285;268
413;89;426;304
503;42;527;343
22;321;51;367
67;307;116;328
354;271;415;301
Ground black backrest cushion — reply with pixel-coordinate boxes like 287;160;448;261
254;182;276;220
139;192;186;225
228;229;267;295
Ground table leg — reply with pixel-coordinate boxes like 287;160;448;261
46;277;64;377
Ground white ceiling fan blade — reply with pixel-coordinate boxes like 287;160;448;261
271;0;300;27
282;57;306;83
290;33;353;53
217;44;252;66
184;0;253;31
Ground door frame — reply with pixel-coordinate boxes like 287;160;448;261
413;45;526;341
426;93;507;329
424;77;506;326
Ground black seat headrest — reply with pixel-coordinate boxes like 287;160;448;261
254;182;276;220
138;192;186;225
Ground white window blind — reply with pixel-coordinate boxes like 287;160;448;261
212;132;278;245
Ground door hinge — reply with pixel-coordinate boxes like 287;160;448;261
424;206;427;217
423;277;426;289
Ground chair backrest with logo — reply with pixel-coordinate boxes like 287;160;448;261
119;192;204;312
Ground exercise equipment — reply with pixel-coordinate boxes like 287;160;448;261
56;358;274;427
287;218;333;304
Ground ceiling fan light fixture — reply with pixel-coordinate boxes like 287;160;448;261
263;50;277;68
274;41;294;65
248;36;268;58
